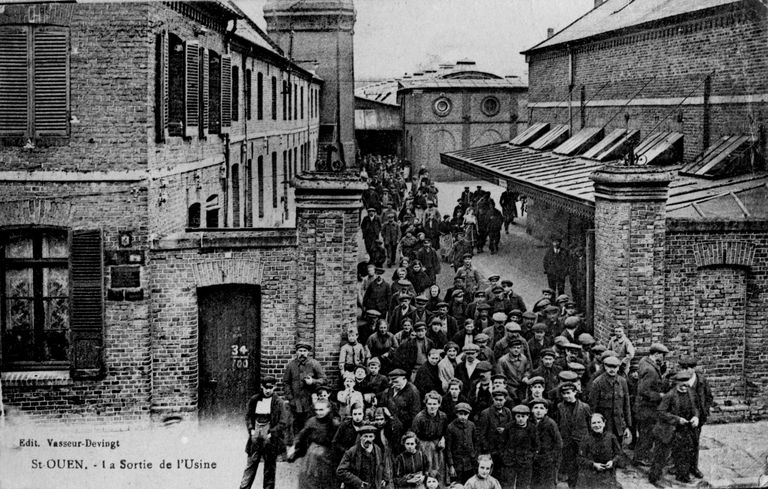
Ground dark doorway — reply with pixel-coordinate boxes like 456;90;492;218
198;284;260;423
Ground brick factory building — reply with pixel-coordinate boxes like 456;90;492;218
356;63;528;181
0;0;363;426
443;0;768;420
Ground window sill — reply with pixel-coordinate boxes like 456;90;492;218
1;370;72;387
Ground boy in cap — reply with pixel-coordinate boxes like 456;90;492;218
522;376;547;406
477;387;513;474
396;320;434;377
557;382;592;489
530;398;562;489
362;357;389;401
361;207;383;257
473;332;496;364
469;361;495;417
502;404;539;489
606;325;636;375
282;342;326;433
649;371;700;484
528;324;554;367
447;402;478;484
495;338;531;401
455;343;482;397
239;376;289;489
338;327;369;377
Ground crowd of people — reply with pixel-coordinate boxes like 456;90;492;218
238;155;713;489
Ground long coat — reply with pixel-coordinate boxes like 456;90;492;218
379;382;422;430
283;357;326;414
589;374;631;436
635;356;665;422
446;418;477;474
337;442;391;489
543;247;570;279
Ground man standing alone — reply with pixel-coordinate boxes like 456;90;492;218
542;237;570;296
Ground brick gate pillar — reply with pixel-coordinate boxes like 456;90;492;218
294;172;366;383
591;165;673;348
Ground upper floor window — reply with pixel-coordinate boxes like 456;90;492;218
271;76;277;120
257;72;263;121
0;25;70;141
232;65;239;122
188;203;201;228
1;228;104;376
206;195;220;228
245;69;252;120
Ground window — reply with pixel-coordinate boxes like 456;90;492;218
206;195;220;228
198;47;209;138
481;96;500;117
231;65;239;122
271;76;277;120
272;152;278;209
209;50;221;133
287;149;292;181
245;69;252;120
282;81;287;121
293;147;298;179
244;159;253;227
300;86;304;119
283;151;289;219
231;164;240;227
1;228;104;376
257;155;265;218
188;203;201;228
293;83;298;121
167;33;185;137
257;72;263;120
0;25;70;140
433;96;452;117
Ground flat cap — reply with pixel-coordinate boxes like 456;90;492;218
367;357;381;365
563;316;582;329
511;404;531;414
600;350;619;360
455;402;472;414
650;342;670;354
388;368;407;377
436;301;449;308
491;373;507;381
491;387;508;397
508;338;524;347
532;323;548;333
365;309;382;317
462;343;480;352
492;312;508;322
374;267;385;274
358;424;378;435
505;322;522;333
564;342;582;350
528;398;550;409
296;342;313;351
522;312;537;320
508;309;523;318
474;333;490;342
261;376;277;386
544;305;560;314
488;275;500;281
559;381;578;392
542;288;554;295
451;289;465;298
578;333;596;345
554;336;569;346
673;370;693;382
476;361;493;373
558;370;579;382
501;280;514;287
603;355;621;367
527;376;545;386
413;321;427;330
568;362;586;373
556;294;570;304
540;348;557;359
399;291;413;299
415;294;428;302
462;252;473;259
476;303;491;311
591;344;607;354
444;342;459;352
397;279;412;286
678;356;697;368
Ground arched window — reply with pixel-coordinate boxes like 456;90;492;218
188;203;201;228
206;194;220;228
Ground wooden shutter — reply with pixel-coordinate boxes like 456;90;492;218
184;40;199;138
0;26;29;136
33;26;69;137
200;47;209;136
220;54;232;132
155;30;168;143
69;229;104;379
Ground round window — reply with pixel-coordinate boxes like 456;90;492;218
432;97;452;117
481;96;500;116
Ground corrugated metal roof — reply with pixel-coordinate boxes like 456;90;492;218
680;134;758;178
510;122;550;146
398;78;527;90
440;140;768;220
554;127;605;156
523;0;742;54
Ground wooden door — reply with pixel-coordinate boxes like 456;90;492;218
198;284;260;423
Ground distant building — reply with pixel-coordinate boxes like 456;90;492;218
0;1;362;426
356;61;528;180
442;0;768;421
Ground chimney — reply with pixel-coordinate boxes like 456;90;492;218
547;28;555;39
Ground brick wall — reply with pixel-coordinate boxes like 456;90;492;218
664;221;768;420
526;5;768;163
525;197;592;249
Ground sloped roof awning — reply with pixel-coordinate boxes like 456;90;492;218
554;127;605;156
511;122;550;146
680;134;759;178
528;125;570;150
634;132;684;166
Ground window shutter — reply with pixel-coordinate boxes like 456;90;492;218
156;30;168;143
184;40;199;138
200;47;209;136
69;229;104;379
33;26;69;137
0;26;29;136
220;54;232;131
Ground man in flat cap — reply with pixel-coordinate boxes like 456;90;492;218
361;207;382;258
493;322;532;362
528;324;554;367
381;211;401;268
455;253;482;295
502;280;528;315
502;404;539;489
390;291;415;335
379;369;421;434
411;294;432;326
679;356;712;479
589;355;632;443
634;342;670;466
395;321;434;377
557;381;592;489
531;348;561;398
496;338;531;402
283;342;326;433
337;424;392;489
455;343;482;397
483;311;508;350
362;267;390;321
477;387;513;475
606;325;636;376
649;371;700;485
483;274;502;298
446;402;478;484
543;237;570;296
239;376;290;489
530;398;562;489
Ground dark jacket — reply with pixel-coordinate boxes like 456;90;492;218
503;422;540;466
393;450;430;489
363;279;391;316
635;356;666;422
691;371;713;425
589;374;632;435
446;417;477;473
413;362;444;399
244;393;290;455
379;381;422;430
654;388;699;444
543;247;570;278
283;357;326;414
558;399;592;445
534;415;562;462
476;406;512;456
337;442;391;489
578;431;623;489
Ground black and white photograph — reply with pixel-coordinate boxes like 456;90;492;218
1;0;768;488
